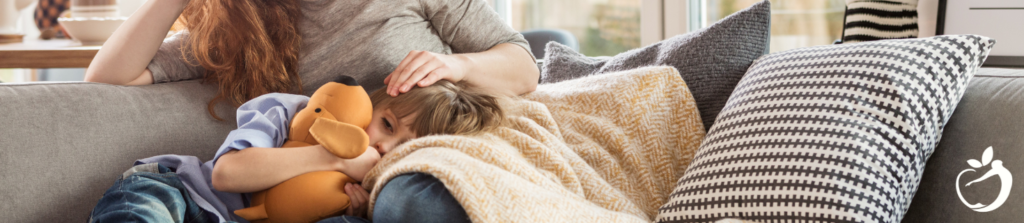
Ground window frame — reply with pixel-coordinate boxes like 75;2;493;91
488;0;692;54
640;0;698;46
490;0;514;28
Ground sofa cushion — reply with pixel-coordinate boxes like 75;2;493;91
0;80;237;222
903;68;1024;222
656;35;995;222
540;0;771;131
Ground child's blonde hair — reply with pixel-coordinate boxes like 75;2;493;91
370;80;503;136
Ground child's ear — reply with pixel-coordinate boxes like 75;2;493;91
310;117;370;159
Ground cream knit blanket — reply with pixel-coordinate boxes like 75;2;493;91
364;66;706;222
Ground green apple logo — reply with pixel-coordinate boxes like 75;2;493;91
956;146;1013;212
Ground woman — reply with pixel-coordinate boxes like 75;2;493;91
84;0;537;222
85;0;537;109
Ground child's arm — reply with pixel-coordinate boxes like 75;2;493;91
208;93;381;193
212;144;371;193
213;145;380;193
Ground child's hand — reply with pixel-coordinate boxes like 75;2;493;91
345;183;370;217
337;147;381;182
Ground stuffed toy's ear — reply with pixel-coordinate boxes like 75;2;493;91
310;117;370;159
334;75;360;86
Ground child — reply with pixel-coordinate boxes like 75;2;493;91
89;80;503;223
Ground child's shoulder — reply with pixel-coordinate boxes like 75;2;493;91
239;93;311;114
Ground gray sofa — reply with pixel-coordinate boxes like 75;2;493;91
1;67;1023;222
0;80;237;222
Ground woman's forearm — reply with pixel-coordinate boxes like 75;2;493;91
211;145;340;193
457;43;540;96
83;0;186;85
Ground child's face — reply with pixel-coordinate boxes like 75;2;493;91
365;108;417;156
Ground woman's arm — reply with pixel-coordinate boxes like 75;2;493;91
386;0;539;97
83;0;186;85
458;43;540;96
211;145;380;193
384;43;539;97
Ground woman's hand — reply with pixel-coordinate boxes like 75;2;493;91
384;50;469;96
386;43;538;97
344;183;370;217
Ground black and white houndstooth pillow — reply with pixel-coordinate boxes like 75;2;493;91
656;35;995;223
841;0;918;43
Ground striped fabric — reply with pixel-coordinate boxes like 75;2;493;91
841;0;918;43
656;35;994;223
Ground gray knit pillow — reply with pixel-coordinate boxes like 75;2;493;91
540;0;771;131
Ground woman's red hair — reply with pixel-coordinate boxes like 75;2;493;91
178;0;303;120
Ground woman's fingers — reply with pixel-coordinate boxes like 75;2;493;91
385;52;415;96
399;60;446;92
385;50;468;96
419;71;443;87
388;51;434;96
387;51;418;83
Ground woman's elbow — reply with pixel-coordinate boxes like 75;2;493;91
518;64;540;95
84;68;152;85
519;80;537;95
83;69;124;85
83;68;107;83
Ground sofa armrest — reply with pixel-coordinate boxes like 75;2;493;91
904;68;1024;221
0;80;237;222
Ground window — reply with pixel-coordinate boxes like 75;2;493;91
493;0;847;56
700;0;846;53
502;0;643;56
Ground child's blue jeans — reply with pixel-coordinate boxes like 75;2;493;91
89;163;213;223
91;164;467;223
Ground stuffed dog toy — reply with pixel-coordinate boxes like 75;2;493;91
233;76;373;223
